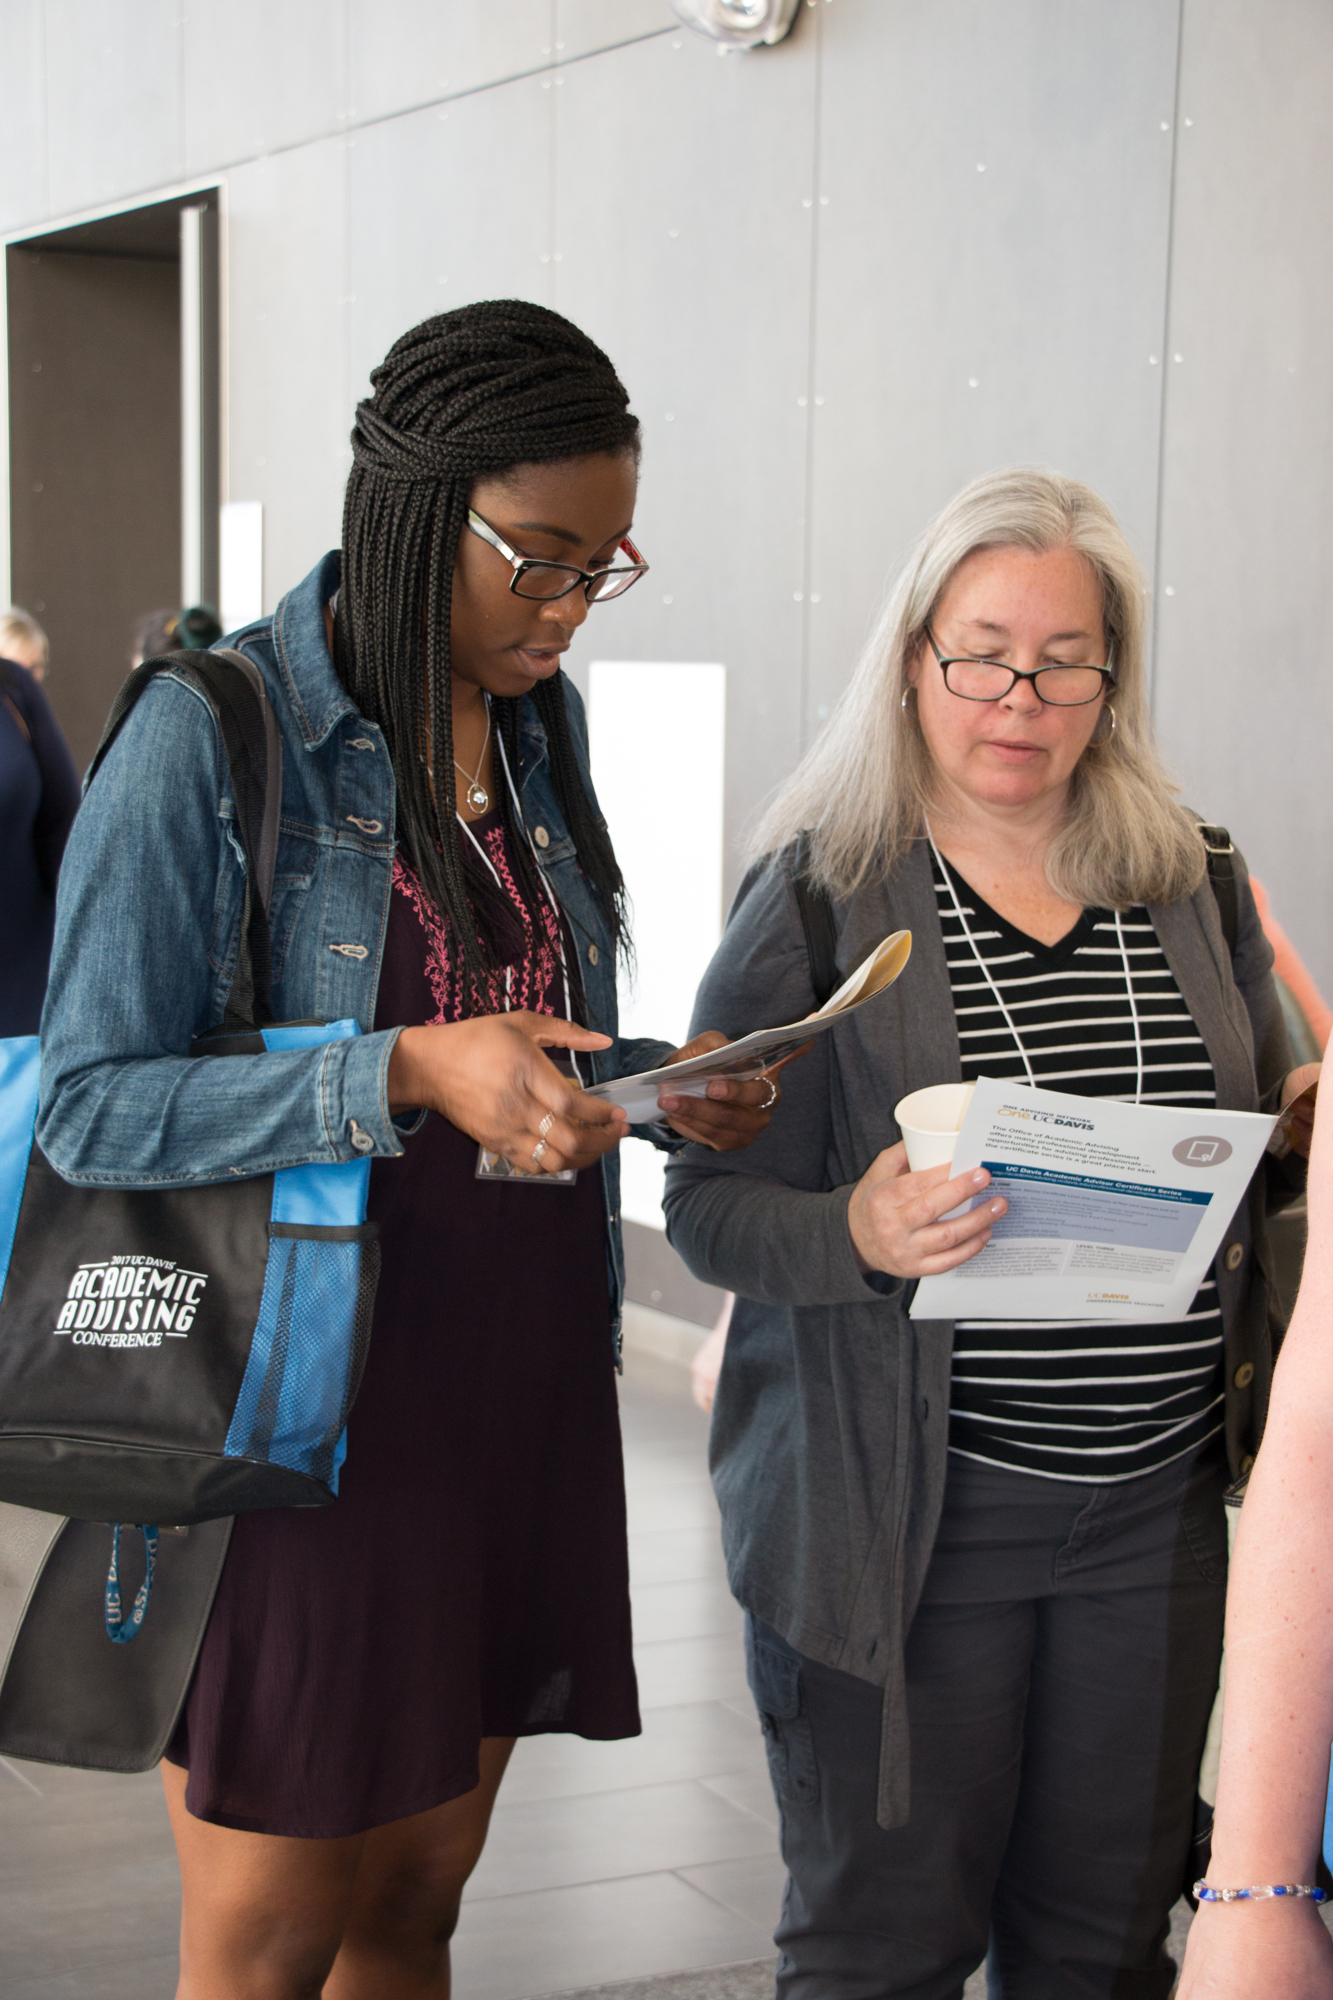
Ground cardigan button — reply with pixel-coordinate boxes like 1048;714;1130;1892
1233;1361;1255;1389
1224;1242;1244;1272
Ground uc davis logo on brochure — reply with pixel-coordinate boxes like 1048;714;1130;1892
53;1256;209;1347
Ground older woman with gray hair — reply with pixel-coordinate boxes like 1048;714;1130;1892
665;468;1316;1999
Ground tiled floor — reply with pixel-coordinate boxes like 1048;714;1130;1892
0;1318;1204;1999
451;1340;783;1998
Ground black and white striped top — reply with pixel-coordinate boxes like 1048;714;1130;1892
933;849;1224;1483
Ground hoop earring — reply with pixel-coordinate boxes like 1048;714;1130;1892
1093;704;1116;747
901;684;916;712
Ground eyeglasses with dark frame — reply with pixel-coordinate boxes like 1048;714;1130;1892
466;509;649;604
924;625;1115;707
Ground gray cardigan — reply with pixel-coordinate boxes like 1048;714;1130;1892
663;837;1301;1829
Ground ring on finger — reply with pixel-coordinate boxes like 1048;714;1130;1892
758;1077;779;1111
531;1138;548;1168
538;1111;555;1140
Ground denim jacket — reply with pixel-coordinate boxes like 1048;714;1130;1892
37;552;675;1346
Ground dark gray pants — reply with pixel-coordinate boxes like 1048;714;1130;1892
747;1447;1228;2000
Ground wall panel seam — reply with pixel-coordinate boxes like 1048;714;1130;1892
798;7;824;753
1148;0;1187;712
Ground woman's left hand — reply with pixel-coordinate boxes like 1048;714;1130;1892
656;1031;800;1151
1281;1062;1322;1159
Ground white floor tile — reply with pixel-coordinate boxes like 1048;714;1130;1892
452;1870;774;2000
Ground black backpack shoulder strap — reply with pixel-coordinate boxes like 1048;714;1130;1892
1197;822;1239;960
88;647;282;1026
791;830;840;1009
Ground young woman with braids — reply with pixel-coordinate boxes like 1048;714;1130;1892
36;301;780;1998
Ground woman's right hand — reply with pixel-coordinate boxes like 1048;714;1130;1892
387;1013;629;1174
847;1143;1006;1279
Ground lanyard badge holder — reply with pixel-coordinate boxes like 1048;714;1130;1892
466;717;577;1187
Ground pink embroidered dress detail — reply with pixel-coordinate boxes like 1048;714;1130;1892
391;820;561;1023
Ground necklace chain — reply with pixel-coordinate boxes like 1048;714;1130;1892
452;701;492;814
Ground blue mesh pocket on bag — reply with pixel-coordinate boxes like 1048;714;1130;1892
224;1222;380;1490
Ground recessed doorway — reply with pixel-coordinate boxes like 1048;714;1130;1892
5;193;219;770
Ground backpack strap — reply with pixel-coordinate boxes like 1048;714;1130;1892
1197;823;1239;960
792;830;841;1009
88;648;282;1027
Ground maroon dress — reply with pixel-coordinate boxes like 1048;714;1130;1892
166;813;640;1837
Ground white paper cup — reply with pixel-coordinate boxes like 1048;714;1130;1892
894;1082;976;1173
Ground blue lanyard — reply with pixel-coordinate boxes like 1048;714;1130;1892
104;1523;159;1644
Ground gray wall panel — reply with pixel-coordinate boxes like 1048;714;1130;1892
345;0;673;129
347;80;552;402
183;0;349;173
1154;0;1333;987
0;9;49;232
552;30;817;889
557;1;677;53
224;141;350;607
347;0;550;124
44;0;184;219
807;0;1179;740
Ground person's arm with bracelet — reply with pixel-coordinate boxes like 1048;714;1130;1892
1178;1086;1333;1999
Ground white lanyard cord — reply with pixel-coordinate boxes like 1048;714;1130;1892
461;726;581;1086
926;819;1037;1090
1112;904;1145;1106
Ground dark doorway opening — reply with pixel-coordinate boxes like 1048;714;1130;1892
6;193;219;771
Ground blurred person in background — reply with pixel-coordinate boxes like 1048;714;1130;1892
0;605;50;681
0;607;79;1033
1249;875;1331;1059
131;603;223;668
666;468;1316;1999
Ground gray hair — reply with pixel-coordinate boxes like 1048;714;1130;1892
749;466;1206;911
0;606;48;666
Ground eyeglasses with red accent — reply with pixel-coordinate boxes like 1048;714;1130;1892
467;510;649;604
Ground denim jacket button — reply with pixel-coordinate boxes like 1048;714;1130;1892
348;1121;374;1155
588;943;599;966
533;825;550;849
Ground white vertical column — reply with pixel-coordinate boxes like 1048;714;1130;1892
220;500;264;631
180;203;205;608
589;659;727;1229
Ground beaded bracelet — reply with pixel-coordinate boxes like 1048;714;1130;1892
1194;1881;1327;1904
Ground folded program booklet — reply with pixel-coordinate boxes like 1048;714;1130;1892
587;931;913;1125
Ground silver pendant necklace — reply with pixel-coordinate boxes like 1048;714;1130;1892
453;702;492;814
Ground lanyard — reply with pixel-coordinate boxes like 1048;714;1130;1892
926;822;1145;1106
104;1523;158;1644
455;728;581;1087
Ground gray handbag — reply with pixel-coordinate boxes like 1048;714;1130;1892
0;1507;232;1769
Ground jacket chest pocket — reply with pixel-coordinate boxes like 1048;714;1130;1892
266;833;321;982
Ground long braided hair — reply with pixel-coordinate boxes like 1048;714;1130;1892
333;300;638;1013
